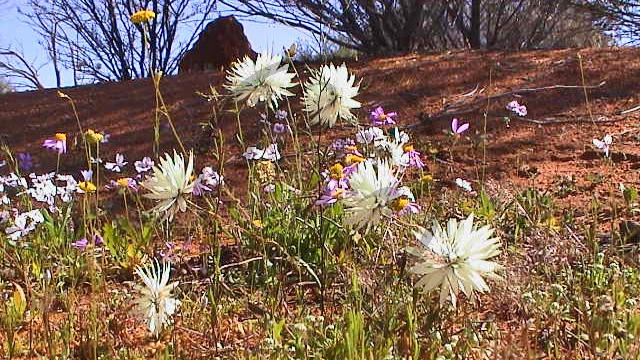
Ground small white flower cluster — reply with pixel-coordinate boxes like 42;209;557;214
5;209;44;241
193;166;225;196
242;144;281;161
0;173;27;205
0;171;80;241
0;149;225;244
354;126;424;169
506;100;527;117
455;178;473;192
26;173;78;212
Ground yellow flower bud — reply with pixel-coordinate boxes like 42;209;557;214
78;181;97;193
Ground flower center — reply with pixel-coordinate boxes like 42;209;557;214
344;154;365;165
55;133;67;141
391;197;410;211
116;178;130;187
329;163;344;179
79;181;97;192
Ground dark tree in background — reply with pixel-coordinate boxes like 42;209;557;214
572;0;640;44
221;0;610;55
220;0;451;54
21;0;218;84
447;0;610;49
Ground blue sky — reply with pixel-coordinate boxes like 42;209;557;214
0;1;312;89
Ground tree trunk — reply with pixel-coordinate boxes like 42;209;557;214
470;0;482;48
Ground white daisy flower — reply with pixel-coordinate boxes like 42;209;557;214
303;63;361;128
225;52;296;109
134;260;181;338
407;213;502;307
140;151;195;222
341;160;401;232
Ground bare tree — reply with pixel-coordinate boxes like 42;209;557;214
447;0;609;49
572;0;640;44
21;0;218;83
0;47;45;90
222;0;607;54
220;0;453;54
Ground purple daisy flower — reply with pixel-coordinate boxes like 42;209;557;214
370;106;397;126
43;133;67;154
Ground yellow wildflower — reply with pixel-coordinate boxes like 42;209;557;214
130;9;156;24
344;154;365;165
390;197;410;212
116;178;132;187
78;181;97;193
85;129;104;144
421;174;434;183
329;163;344;180
252;219;264;228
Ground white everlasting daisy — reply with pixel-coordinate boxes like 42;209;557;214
303;63;361;127
134;260;181;338
407;213;502;307
225;52;296;109
140;151;195;222
341;160;401;232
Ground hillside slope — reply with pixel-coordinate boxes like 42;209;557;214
1;47;638;207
